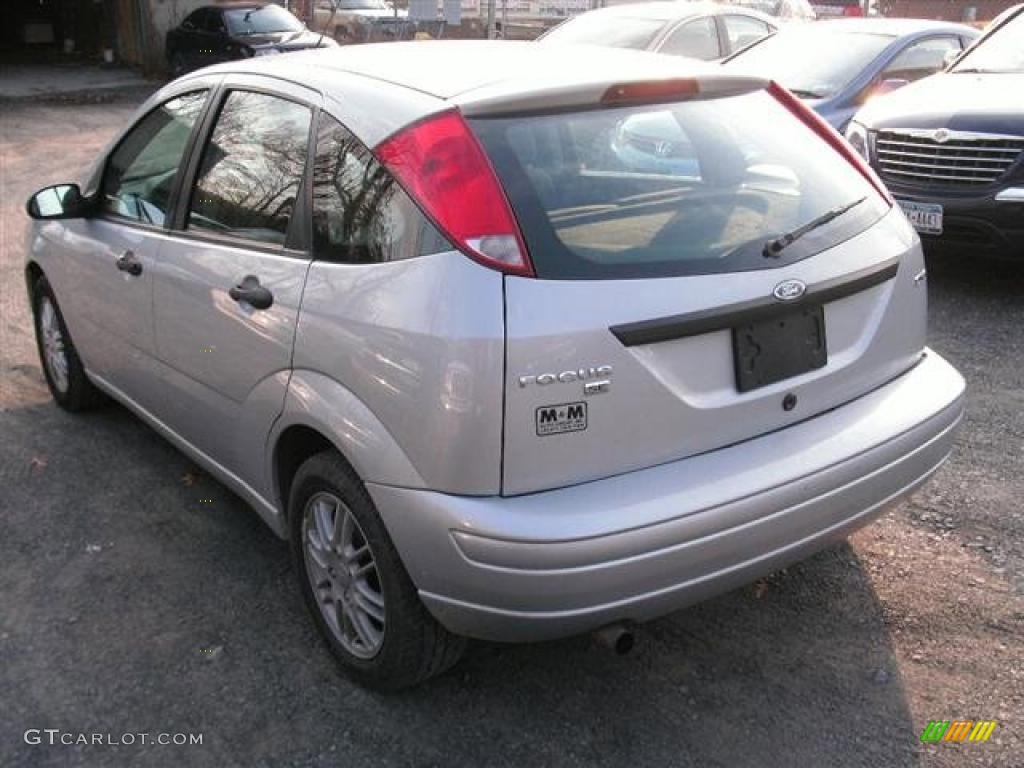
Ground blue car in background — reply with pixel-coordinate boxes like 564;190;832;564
723;18;980;131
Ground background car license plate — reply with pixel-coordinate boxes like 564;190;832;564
897;200;943;235
733;306;827;393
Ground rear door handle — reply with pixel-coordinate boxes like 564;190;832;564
228;275;274;310
115;250;142;276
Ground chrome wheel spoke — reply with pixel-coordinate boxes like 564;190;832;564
305;543;331;588
334;507;353;549
354;583;385;624
323;599;344;638
306;526;330;566
346;602;381;649
314;497;336;546
344;543;369;567
352;560;376;579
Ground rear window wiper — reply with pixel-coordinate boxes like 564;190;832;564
763;196;866;258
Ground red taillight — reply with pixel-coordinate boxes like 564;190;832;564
374;110;534;277
767;81;892;204
842;4;864;16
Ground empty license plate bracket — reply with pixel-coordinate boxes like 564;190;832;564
733;305;827;393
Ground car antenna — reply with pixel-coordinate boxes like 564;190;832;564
317;1;341;48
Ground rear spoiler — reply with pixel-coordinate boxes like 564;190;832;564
455;74;769;118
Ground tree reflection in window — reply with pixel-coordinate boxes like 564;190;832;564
189;91;311;245
312;115;450;263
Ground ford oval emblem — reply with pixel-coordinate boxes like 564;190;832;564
773;279;806;302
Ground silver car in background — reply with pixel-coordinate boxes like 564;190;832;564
25;42;965;690
538;1;779;60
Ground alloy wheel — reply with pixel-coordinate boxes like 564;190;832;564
39;297;69;394
302;492;386;659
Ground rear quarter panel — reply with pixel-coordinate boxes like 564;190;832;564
290;251;506;495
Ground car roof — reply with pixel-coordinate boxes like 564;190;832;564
209;40;719;100
174;41;765;147
809;17;979;36
556;0;772;22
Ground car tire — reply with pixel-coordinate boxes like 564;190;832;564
289;451;467;690
31;275;104;412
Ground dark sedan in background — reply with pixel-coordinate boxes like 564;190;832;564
167;2;335;75
724;18;979;130
847;4;1024;259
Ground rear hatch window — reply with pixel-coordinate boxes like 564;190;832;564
471;89;888;280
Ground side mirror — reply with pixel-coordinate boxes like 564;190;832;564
942;48;961;69
26;184;91;220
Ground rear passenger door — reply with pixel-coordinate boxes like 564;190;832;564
150;78;316;486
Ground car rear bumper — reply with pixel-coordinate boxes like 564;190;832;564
894;186;1024;258
368;350;965;643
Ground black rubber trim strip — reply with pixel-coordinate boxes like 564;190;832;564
610;259;900;347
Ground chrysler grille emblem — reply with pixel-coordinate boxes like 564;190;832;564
773;279;807;302
933;128;950;144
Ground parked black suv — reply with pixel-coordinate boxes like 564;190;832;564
846;4;1024;258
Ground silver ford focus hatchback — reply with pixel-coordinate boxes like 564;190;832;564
25;41;965;690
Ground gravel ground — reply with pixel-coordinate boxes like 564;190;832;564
1;99;1021;768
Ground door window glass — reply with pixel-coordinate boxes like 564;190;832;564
723;15;772;53
101;91;208;226
311;115;449;263
882;37;962;82
658;18;721;60
188;91;312;245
